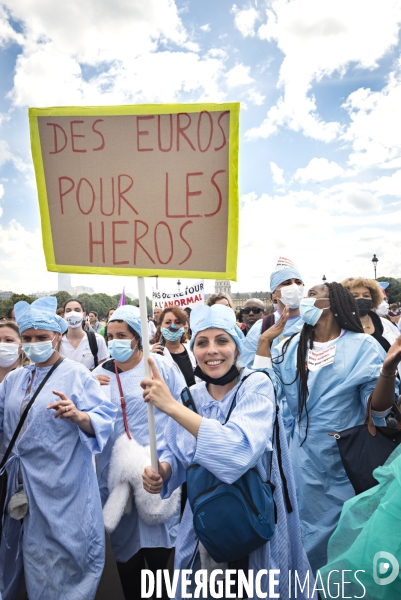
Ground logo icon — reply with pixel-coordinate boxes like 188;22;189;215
197;512;206;529
373;552;399;586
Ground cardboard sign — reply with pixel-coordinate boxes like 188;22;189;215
29;103;240;280
307;345;336;372
152;281;204;310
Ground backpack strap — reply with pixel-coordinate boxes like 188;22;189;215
86;330;99;368
226;370;293;514
261;313;275;334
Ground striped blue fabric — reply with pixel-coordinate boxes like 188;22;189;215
93;354;186;562
0;359;117;600
159;368;315;599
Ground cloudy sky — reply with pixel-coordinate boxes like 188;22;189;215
1;0;401;297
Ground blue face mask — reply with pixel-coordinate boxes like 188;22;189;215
21;337;56;364
300;298;330;326
108;339;136;362
161;326;185;342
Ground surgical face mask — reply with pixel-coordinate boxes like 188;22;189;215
108;339;136;362
376;300;389;317
65;311;83;328
0;343;20;368
300;298;330;326
356;298;373;317
279;284;305;309
21;337;56;364
161;326;185;342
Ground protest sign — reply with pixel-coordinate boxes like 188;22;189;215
29;103;240;280
152;281;204;310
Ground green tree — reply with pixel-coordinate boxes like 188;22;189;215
51;291;72;308
376;277;401;303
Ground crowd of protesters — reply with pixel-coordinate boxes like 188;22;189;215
0;260;401;600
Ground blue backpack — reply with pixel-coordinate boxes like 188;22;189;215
186;371;292;564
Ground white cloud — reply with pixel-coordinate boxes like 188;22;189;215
270;161;285;185
247;0;401;142
294;157;344;183
225;63;254;88
346;190;380;211
200;24;211;32
231;5;260;38
0;140;30;173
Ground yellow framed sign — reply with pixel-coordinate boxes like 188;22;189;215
29;103;240;280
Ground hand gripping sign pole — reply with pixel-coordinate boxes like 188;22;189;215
137;276;158;473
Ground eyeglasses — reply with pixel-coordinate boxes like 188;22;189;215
242;307;263;315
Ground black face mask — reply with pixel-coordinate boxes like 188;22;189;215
194;364;239;386
356;298;373;317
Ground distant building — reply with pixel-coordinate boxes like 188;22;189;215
69;285;95;296
203;281;272;311
214;280;232;295
32;290;58;298
0;291;13;300
58;273;72;291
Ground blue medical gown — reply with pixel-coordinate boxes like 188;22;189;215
0;359;117;600
238;312;303;369
270;331;395;574
158;369;316;600
94;355;185;563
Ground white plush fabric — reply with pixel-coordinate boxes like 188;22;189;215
103;433;181;532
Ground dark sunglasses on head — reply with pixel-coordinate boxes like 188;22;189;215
242;307;263;315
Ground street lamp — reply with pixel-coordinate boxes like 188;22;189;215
372;254;379;280
322;275;327;283
177;279;181;292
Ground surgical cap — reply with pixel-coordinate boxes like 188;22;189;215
190;304;244;352
15;296;68;334
108;305;142;339
270;265;303;292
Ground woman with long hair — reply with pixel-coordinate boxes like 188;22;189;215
254;281;401;574
0;322;27;384
141;304;315;599
151;306;196;387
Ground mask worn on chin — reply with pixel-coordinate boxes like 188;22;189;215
108;339;137;362
300;298;330;326
376;300;389;317
194;364;239;386
65;311;83;328
21;337;57;364
279;283;305;309
0;343;20;368
356;298;373;317
161;326;185;342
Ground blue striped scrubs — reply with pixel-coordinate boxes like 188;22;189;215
93;354;186;562
158;368;315;600
0;359;117;600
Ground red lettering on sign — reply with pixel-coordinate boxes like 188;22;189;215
158;114;173;152
100;177;115;216
137;116;154;152
58;176;75;214
177;113;196;151
92;119;105;151
197;111;213;152
214;111;229;151
164;172;185;218
76;178;96;215
70;120;87;153
154;221;173;265
205;170;225;217
186;172;203;217
178;220;193;265
118;175;137;215
112;221;129;265
89;221;105;263
47;123;67;154
134;220;155;264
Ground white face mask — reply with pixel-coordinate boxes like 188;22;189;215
279;283;305;309
376;300;389;317
0;343;20;368
65;311;83;328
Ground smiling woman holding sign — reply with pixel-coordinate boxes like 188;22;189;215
254;281;401;575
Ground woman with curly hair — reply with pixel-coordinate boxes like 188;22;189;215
253;281;401;574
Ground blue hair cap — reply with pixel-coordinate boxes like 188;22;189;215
190;304;244;352
15;296;68;334
108;305;142;339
